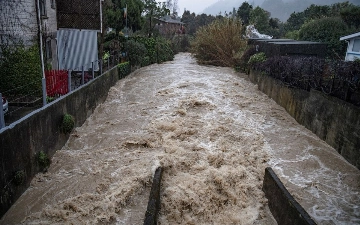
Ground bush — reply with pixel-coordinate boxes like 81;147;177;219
191;18;247;67
171;35;192;53
234;46;257;73
156;37;174;63
125;40;148;66
255;56;360;105
0;45;42;97
37;151;50;171
61;113;75;134
248;52;267;66
118;62;131;78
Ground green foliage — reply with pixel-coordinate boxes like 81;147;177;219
191;18;247;67
156;37;174;63
171;35;192;53
237;2;253;25
181;11;217;36
298;17;354;58
125;39;148;66
131;36;157;63
0;45;42;97
234;46;257;73
249;7;270;34
285;30;300;40
104;0;144;33
118;62;131;78
340;5;360;29
61;113;75;134
13;170;25;185
248;52;267;65
141;56;150;67
37;151;50;171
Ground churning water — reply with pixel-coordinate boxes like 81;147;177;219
1;53;359;225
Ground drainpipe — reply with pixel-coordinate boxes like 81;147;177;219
35;0;47;106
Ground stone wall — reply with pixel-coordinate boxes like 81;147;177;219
0;66;119;217
249;69;360;169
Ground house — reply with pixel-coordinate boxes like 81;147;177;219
156;15;185;37
0;0;58;68
340;32;360;61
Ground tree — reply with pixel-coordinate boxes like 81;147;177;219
103;0;144;33
340;5;360;29
249;6;271;34
236;2;253;25
298;17;355;58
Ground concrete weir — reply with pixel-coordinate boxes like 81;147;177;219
144;167;163;225
143;167;317;225
263;167;316;225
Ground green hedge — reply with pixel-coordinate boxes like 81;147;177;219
0;45;42;97
118;62;131;79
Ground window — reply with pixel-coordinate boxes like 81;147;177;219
45;38;52;59
39;0;47;17
50;0;55;9
352;39;360;52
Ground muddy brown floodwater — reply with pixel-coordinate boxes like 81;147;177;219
1;53;360;225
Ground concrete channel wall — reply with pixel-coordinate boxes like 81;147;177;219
249;69;360;169
0;66;119;217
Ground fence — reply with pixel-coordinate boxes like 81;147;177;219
0;54;122;129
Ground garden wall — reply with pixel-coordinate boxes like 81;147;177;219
0;66;119;217
249;69;360;169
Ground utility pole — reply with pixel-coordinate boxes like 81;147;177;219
35;0;47;106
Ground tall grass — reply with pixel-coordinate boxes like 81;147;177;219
191;18;247;67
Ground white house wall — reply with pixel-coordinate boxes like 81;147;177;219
0;0;38;47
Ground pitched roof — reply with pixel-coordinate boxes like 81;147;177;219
340;32;360;41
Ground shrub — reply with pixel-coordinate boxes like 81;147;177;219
37;151;50;171
13;170;25;185
61;113;75;134
156;37;174;63
0;45;42;97
248;52;267;66
125;40;148;66
118;62;131;78
255;56;360;105
234;46;257;73
141;56;150;67
191;18;247;67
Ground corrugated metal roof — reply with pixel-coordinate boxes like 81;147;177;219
57;29;99;71
340;32;360;41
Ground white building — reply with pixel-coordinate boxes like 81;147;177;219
340;32;360;61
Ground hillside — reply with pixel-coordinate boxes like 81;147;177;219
202;0;360;21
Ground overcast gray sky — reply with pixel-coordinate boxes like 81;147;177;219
178;0;218;14
158;0;219;14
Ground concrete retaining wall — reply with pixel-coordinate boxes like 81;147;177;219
249;69;360;169
0;66;119;217
263;167;316;225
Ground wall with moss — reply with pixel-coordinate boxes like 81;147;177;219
0;66;119;217
249;69;360;169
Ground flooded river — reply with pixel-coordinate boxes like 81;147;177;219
1;53;359;224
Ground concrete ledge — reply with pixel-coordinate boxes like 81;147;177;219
144;167;163;225
263;167;316;225
249;69;360;169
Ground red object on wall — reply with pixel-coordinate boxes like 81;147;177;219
45;70;68;97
